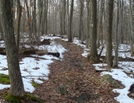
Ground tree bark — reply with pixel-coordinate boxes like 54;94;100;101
129;0;134;55
113;1;119;67
106;0;114;67
86;0;90;48
89;0;99;62
37;0;43;35
68;0;74;42
98;0;104;45
0;0;24;96
79;0;84;40
33;0;37;40
25;0;32;40
15;0;22;51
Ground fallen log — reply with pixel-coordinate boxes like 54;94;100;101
26;55;47;60
36;50;60;57
36;50;48;55
0;51;6;55
0;47;60;58
21;49;60;57
21;49;37;55
48;52;60;57
0;47;6;55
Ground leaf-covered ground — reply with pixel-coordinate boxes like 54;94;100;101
33;39;118;103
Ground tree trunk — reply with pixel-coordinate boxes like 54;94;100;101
60;9;63;35
0;0;24;96
129;0;134;56
68;0;74;42
33;0;37;40
106;0;114;67
88;0;99;62
98;0;104;45
37;0;43;35
15;0;22;51
41;0;48;35
86;0;90;47
113;1;119;67
25;0;32;40
63;0;66;35
45;0;48;35
78;0;84;40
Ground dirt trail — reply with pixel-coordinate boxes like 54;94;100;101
33;39;118;103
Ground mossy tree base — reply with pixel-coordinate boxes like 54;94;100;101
4;93;22;103
4;93;43;103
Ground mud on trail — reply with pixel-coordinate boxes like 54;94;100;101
33;39;118;103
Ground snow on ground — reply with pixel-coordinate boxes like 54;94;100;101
101;69;134;103
0;35;133;102
69;37;134;103
0;35;66;93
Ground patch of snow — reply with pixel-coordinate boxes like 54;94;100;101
0;84;10;90
82;48;90;57
61;38;68;41
40;35;61;41
23;45;31;48
101;69;134;103
73;37;86;48
34;41;67;58
23;78;35;92
0;35;66;93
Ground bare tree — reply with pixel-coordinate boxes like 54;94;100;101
113;0;119;67
106;0;114;67
86;0;90;47
0;0;24;96
33;0;37;40
88;0;99;62
68;0;74;42
15;0;22;51
79;0;84;40
129;0;134;55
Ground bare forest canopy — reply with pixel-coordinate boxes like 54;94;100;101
0;0;131;40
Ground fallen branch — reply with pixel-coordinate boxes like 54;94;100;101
99;45;104;57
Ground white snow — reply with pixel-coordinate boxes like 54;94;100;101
0;35;66;93
0;35;134;103
101;69;134;103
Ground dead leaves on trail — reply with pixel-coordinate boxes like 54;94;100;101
33;39;118;103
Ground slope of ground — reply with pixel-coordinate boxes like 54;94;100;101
33;39;118;103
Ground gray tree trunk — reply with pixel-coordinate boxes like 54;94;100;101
78;0;84;40
98;0;104;45
113;1;119;67
37;0;43;35
33;0;37;40
89;0;99;62
68;0;74;42
25;0;32;40
129;0;134;56
63;0;66;35
106;0;114;67
86;0;90;47
15;0;22;51
0;0;24;96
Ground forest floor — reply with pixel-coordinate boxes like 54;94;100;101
0;38;121;103
33;39;118;103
